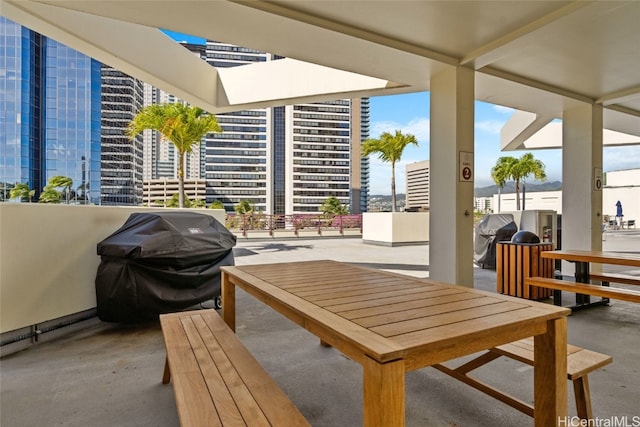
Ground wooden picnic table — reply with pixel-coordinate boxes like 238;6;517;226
221;260;570;427
541;250;640;309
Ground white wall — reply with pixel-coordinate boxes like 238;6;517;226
362;212;429;245
603;169;640;222
0;204;225;333
493;184;640;222
493;190;562;214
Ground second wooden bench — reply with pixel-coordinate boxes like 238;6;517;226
525;276;640;304
433;337;612;420
160;309;310;427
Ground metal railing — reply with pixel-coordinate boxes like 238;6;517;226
225;213;362;237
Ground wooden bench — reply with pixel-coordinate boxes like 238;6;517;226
160;309;310;427
525;276;640;304
433;338;612;420
590;272;640;287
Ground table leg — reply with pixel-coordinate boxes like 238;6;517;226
534;317;567;427
570;261;609;310
574;261;590;305
363;356;404;427
221;271;236;332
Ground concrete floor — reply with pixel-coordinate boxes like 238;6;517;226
1;232;639;427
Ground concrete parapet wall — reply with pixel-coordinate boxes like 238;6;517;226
0;204;224;333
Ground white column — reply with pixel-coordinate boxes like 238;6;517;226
429;66;475;287
562;103;603;270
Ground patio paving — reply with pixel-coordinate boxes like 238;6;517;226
2;232;639;426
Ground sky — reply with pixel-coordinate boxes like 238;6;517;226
161;30;640;195
368;92;640;195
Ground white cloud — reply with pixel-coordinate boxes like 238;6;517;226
475;120;505;135
493;105;514;114
370;118;430;144
604;146;640;172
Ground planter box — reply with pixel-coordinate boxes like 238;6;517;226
362;212;429;246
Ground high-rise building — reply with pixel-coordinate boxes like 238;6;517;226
181;40;369;214
100;65;145;205
1;17;102;204
1;19;370;211
352;97;371;214
405;160;430;211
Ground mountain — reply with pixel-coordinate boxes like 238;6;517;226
370;181;563;200
474;181;562;197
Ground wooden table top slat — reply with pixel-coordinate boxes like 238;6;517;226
541;250;640;267
336;290;477;319
353;296;503;328
304;285;441;306
269;273;402;290
370;300;526;337
294;281;428;298
392;305;557;355
326;288;465;313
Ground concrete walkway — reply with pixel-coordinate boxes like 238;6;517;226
1;233;639;426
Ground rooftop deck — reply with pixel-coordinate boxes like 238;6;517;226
2;233;639;426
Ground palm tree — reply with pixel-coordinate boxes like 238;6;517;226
491;157;516;213
511;153;547;210
9;182;35;203
362;130;418;212
47;175;73;203
491;153;546;211
38;187;62;204
127;103;221;208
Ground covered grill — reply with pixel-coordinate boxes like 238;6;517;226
474;214;518;269
95;211;236;322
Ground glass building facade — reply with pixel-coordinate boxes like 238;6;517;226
100;65;144;205
1;17;101;203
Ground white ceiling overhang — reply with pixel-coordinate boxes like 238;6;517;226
502;110;640;150
2;0;639;141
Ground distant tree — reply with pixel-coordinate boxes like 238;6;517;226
38;176;73;204
165;193;181;208
209;200;225;210
234;199;255;215
491;156;516;213
491;153;546;210
362;130;418;212
164;193;199;208
190;198;206;208
320;196;348;216
9;182;35;203
127;103;221;208
38;187;62;204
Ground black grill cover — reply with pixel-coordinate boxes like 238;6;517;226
95;211;236;322
474;214;518;269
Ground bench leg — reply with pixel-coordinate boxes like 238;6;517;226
573;376;593;420
162;357;171;384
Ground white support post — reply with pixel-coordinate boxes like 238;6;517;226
429;66;475;287
561;103;603;274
